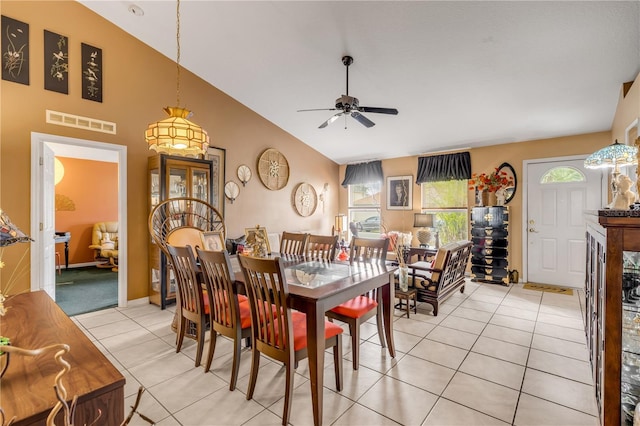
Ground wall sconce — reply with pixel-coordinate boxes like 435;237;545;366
54;158;64;185
318;183;329;213
414;212;438;248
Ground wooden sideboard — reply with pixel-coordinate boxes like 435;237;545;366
0;291;125;425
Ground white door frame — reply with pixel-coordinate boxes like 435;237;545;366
30;132;128;308
521;154;606;284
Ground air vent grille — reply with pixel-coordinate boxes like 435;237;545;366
46;110;116;134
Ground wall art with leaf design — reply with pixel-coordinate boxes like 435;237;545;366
81;42;102;102
1;15;29;85
44;29;68;94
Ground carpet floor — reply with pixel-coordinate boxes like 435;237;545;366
523;282;574;295
56;267;118;316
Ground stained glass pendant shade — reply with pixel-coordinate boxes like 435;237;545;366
145;107;209;157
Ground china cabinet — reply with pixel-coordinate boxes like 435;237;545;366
148;154;214;308
585;211;640;425
470;206;510;285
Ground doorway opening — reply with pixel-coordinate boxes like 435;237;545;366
30;132;127;309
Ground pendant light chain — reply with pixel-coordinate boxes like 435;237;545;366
176;0;181;107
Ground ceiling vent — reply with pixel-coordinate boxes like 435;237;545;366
46;110;116;134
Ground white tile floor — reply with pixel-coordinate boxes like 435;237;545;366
72;279;600;425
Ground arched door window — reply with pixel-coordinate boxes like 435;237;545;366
540;166;586;184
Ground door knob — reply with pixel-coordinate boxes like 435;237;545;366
529;228;539;233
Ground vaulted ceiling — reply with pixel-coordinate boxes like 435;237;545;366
79;1;640;164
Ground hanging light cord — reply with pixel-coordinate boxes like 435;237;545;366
175;0;181;107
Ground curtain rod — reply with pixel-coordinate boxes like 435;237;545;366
418;147;471;156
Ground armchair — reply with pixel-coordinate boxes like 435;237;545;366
88;221;119;270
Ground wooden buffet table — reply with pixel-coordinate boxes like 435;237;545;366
0;291;125;425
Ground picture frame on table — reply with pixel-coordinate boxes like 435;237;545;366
200;231;225;251
386;175;413;210
244;226;270;253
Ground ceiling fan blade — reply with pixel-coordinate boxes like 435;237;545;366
298;108;338;112
358;106;399;115
319;112;343;129
351;111;375;128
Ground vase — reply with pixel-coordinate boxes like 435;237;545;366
482;191;497;206
399;266;409;292
475;188;483;206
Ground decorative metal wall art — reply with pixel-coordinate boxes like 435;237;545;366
81;42;102;102
44;30;68;94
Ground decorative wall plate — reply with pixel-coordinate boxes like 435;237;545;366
237;164;251;186
293;182;318;217
224;181;240;203
257;148;289;190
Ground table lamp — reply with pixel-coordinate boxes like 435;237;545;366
414;213;437;248
584;140;638;198
334;214;349;260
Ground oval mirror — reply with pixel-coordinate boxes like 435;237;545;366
497;162;517;204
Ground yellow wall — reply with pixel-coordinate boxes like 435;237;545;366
0;1;339;298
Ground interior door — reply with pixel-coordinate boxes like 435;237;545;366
41;144;56;299
526;159;602;287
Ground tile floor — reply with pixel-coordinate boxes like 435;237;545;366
72;279;600;425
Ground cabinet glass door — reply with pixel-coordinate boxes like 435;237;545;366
621;250;640;424
168;167;187;199
192;168;209;202
150;169;160;209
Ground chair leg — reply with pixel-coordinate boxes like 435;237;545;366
246;346;261;400
282;361;295;426
333;336;343;391
176;316;187;353
228;332;242;391
375;307;386;349
350;321;360;370
205;329;217;373
194;322;204;367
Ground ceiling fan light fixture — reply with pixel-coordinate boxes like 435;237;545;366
145;0;209;157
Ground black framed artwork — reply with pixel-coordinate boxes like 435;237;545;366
1;15;29;85
44;30;68;94
387;175;413;210
81;42;102;102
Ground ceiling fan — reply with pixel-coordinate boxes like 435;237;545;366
297;55;399;129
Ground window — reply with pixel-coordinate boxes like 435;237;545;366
421;179;468;246
540;166;585;184
348;182;382;239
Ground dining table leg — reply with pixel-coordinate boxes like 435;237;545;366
306;302;325;426
381;274;396;357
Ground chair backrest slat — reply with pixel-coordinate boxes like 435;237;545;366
349;237;389;264
167;244;206;316
238;256;293;357
197;248;238;328
279;232;308;256
306;234;338;261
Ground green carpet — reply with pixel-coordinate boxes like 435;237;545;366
56;267;118;316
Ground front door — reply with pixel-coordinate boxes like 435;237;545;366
526;158;602;287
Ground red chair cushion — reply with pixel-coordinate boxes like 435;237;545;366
237;300;252;329
291;311;343;351
329;295;378;319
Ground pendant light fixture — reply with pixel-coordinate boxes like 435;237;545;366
145;0;209;157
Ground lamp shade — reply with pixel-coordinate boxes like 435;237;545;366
335;214;347;233
584;140;638;170
145;107;210;158
413;213;434;228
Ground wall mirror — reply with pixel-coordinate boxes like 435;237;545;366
498;162;517;204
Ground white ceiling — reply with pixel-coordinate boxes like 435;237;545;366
78;1;640;165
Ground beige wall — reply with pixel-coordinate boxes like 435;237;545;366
0;1;339;298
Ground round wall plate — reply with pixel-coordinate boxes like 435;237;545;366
293;182;318;217
257;148;289;190
237;164;251;186
224;181;240;203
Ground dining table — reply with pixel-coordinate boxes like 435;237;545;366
232;254;397;426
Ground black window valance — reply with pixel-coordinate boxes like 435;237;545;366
341;160;384;187
415;152;471;183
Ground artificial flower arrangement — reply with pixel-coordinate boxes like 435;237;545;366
468;168;514;193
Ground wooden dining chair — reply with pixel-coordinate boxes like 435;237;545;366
196;247;252;390
305;234;338;261
238;255;343;426
326;236;389;370
279;231;308;255
167;244;209;368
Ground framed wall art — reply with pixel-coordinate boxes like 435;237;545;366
205;146;226;213
244;226;270;253
81;42;102;102
1;15;29;85
386;175;413;210
200;230;225;251
44;29;68;94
